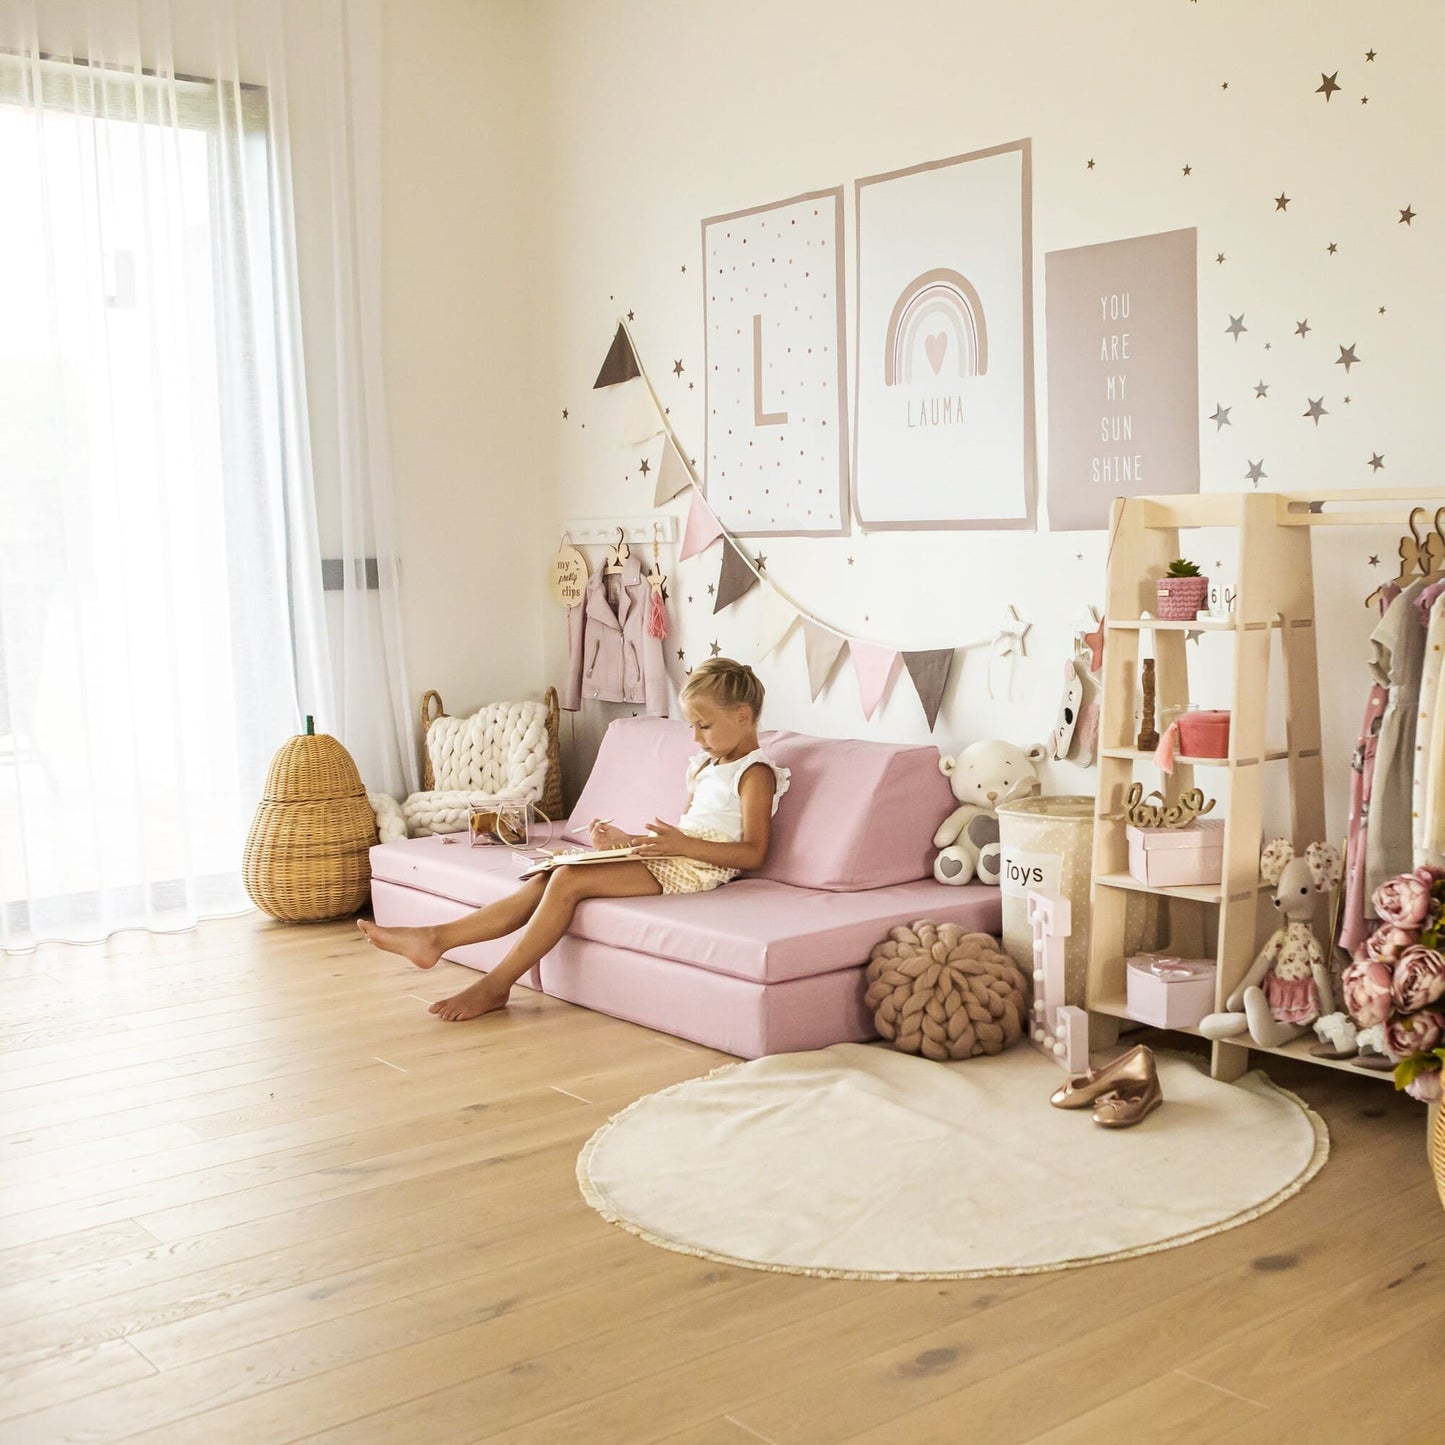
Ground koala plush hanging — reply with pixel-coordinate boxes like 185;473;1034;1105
932;740;1047;886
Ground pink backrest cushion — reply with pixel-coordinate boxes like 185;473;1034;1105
565;718;953;892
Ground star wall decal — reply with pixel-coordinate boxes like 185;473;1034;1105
673;359;685;377
1216;253;1226;264
1366;49;1376;61
639;457;651;476
1087;158;1095;169
706;583;715;595
1186;629;1204;645
1295;319;1311;338
1221;81;1229;90
561;408;569;419
1316;71;1341;102
1246;460;1267;485
754;553;767;572
1254;380;1270;398
1210;405;1232;430
627;310;635;321
677;648;685;660
1182;165;1192;176
1379;306;1387;315
1336;344;1360;372
1226;314;1247;341
709;640;721;657
1361;96;1369;104
1400;205;1417;225
680;265;687;273
1327;242;1338;254
994;606;1031;659
847;556;855;565
1303;397;1328;425
1369;453;1386;471
1275;192;1291;211
1368;555;1381;567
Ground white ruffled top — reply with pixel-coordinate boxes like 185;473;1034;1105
678;749;791;842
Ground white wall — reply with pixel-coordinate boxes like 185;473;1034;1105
379;0;554;720
528;0;1441;838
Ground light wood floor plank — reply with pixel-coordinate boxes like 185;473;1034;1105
2;914;1441;1445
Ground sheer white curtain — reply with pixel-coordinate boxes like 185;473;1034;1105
0;0;415;951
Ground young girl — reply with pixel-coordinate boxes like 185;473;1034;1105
357;658;790;1021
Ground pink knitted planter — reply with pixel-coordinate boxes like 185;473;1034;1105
1155;575;1209;621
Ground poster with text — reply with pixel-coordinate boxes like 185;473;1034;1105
1045;228;1199;531
853;142;1035;530
702;188;848;537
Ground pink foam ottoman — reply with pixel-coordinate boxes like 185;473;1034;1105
369;718;1003;1057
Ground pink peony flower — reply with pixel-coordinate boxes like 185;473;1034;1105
1384;1009;1445;1059
1405;1069;1444;1104
1392;945;1445;1013
1342;958;1396;1027
1373;872;1435;930
1364;923;1418;966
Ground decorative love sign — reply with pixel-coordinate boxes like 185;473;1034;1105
549;541;588;609
1122;782;1216;830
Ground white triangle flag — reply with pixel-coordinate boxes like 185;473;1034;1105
750;584;799;661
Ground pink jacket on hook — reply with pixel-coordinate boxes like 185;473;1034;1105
561;554;669;716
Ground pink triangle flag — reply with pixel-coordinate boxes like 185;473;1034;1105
679;491;724;561
849;640;902;721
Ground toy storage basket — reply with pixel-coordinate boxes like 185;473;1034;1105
997;795;1162;1006
420;685;565;822
243;727;377;922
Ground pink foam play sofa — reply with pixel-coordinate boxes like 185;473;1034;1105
368;717;1003;1058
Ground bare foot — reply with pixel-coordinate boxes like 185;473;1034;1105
356;918;445;970
429;978;509;1022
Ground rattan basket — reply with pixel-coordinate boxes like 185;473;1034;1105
1432;1102;1445;1215
419;686;564;822
243;725;377;922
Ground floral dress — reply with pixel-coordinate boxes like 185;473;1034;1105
1262;922;1324;1024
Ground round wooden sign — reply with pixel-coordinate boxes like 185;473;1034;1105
550;543;588;608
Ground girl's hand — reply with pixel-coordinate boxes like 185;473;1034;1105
634;819;686;857
588;820;631;850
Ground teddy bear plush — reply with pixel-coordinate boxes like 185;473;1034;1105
1199;838;1344;1048
932;740;1047;886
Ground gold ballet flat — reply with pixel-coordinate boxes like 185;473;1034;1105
1092;1074;1164;1129
1049;1043;1157;1110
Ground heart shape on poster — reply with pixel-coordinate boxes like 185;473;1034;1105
924;331;948;375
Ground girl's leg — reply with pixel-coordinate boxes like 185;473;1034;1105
430;861;662;1021
357;874;548;970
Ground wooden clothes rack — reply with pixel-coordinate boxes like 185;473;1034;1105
1086;489;1444;1084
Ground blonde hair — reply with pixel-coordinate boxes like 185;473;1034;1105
680;657;765;718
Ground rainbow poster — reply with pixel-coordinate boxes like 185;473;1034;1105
853;142;1035;530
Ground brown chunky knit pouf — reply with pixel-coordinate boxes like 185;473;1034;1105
864;921;1028;1062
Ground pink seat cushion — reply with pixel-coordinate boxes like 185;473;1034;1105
369;836;1002;985
562;718;954;892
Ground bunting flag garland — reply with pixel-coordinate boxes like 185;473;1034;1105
750;584;800;660
714;538;760;613
654;435;693;506
593;323;641;388
591;318;1028;729
902;648;955;732
802;621;848;701
679;490;724;560
849;641;902;721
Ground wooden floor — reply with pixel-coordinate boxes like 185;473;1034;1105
2;914;1443;1445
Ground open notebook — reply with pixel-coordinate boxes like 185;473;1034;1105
517;845;673;880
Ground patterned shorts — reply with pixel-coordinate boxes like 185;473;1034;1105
643;828;740;895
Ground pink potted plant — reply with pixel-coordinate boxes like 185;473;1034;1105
1155;558;1209;621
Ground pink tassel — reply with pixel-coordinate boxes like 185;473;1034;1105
1153;721;1178;775
646;586;669;640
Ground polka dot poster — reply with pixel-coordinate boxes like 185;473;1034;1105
702;187;848;537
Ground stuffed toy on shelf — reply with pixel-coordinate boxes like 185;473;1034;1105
1200;838;1344;1047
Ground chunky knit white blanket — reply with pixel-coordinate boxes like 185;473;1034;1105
370;698;552;840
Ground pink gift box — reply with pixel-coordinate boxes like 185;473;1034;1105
1126;954;1218;1029
1126;818;1225;888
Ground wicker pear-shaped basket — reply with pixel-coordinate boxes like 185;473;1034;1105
243;726;377;922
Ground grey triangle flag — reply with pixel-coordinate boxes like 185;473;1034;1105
593;323;641;388
654;435;693;506
803;622;848;701
903;648;955;732
713;539;759;614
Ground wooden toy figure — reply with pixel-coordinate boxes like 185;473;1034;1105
1200;839;1344;1048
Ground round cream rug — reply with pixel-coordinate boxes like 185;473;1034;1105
577;1042;1328;1280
